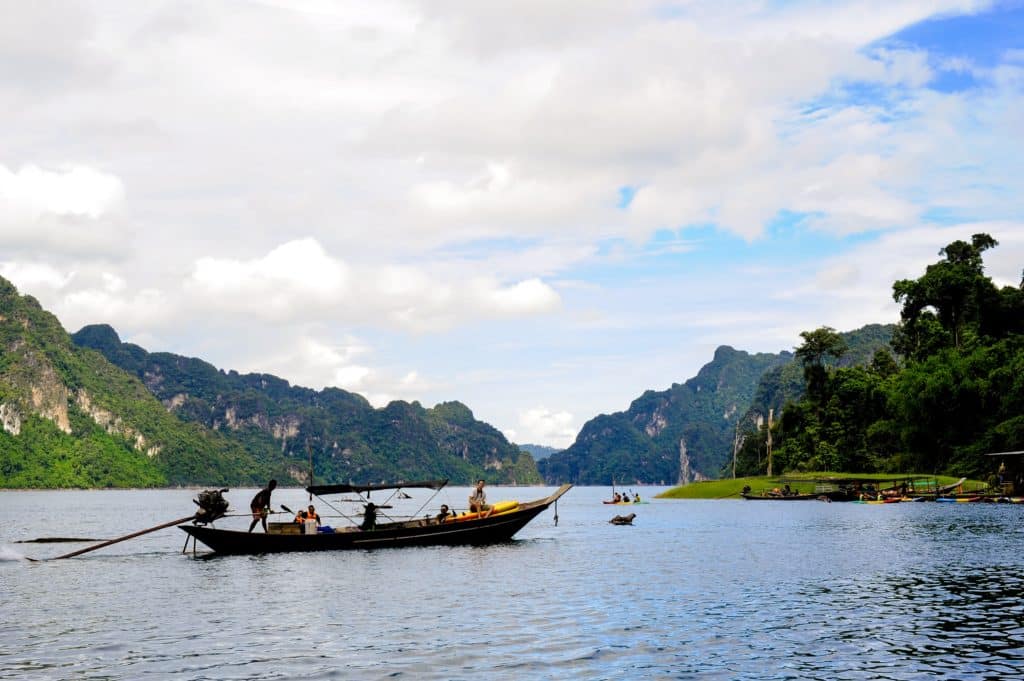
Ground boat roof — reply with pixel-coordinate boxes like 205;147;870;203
306;479;448;495
984;450;1024;456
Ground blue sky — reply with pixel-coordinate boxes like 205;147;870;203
1;0;1022;448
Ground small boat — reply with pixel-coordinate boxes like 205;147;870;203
180;481;572;555
740;492;819;501
602;500;650;505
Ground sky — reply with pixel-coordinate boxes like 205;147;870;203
1;1;1022;449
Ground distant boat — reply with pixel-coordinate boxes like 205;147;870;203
740;492;819;501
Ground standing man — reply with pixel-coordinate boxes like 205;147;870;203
248;479;277;533
469;479;491;516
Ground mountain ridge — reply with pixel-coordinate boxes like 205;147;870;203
0;278;275;488
72;324;541;486
538;326;895;485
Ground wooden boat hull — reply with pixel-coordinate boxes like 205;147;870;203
180;484;571;555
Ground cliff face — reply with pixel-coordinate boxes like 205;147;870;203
537;326;897;486
72;324;541;485
0;278;272;488
537;346;791;485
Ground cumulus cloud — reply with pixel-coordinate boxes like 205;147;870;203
0;164;123;219
186;238;561;329
1;1;1020;445
517;406;578;449
188;238;350;317
0;262;73;291
0;164;128;256
236;332;439;410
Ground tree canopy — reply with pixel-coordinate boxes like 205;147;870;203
734;233;1023;479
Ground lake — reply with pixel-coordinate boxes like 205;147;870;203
2;486;1024;679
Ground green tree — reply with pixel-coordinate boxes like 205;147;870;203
892;233;999;359
795;327;847;404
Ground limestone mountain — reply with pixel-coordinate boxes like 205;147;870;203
538;346;791;485
0;278;275;488
538;325;897;485
72;324;540;486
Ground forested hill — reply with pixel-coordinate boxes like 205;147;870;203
0;278;275;488
538;346;791;485
741;323;895;438
734;234;1024;479
72;324;540;486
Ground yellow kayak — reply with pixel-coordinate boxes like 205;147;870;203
448;500;519;522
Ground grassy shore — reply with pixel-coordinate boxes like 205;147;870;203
656;472;980;499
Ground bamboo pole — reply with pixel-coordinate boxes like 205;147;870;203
50;515;196;560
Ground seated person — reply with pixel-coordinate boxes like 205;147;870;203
469;479;491;515
294;510;308;523
436;504;454;523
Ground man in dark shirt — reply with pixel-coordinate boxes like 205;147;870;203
360;502;379;531
248;479;277;533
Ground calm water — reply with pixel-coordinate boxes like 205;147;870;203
2;486;1024;680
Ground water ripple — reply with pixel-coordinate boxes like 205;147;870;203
3;489;1024;679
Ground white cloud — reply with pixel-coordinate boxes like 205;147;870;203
0;163;128;256
1;1;1020;446
472;277;560;315
188;238;350;318
186;238;561;330
236;332;438;409
0;164;123;219
0;262;73;291
252;335;370;389
517;406;578;449
57;286;172;332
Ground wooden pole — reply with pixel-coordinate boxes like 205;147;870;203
307;439;313;504
50;515;196;560
766;408;774;478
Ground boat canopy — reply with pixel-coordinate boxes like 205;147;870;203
306;479;448;496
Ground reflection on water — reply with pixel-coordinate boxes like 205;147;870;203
2;487;1024;679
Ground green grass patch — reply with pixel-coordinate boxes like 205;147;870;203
656;472;981;500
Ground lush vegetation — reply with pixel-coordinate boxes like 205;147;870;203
72;325;541;486
1;277;539;488
733;234;1024;481
0;278;275;487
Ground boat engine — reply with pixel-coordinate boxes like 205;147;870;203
193;488;230;525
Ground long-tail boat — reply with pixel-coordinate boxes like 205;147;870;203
179;481;572;555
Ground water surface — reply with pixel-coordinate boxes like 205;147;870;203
2;486;1023;679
